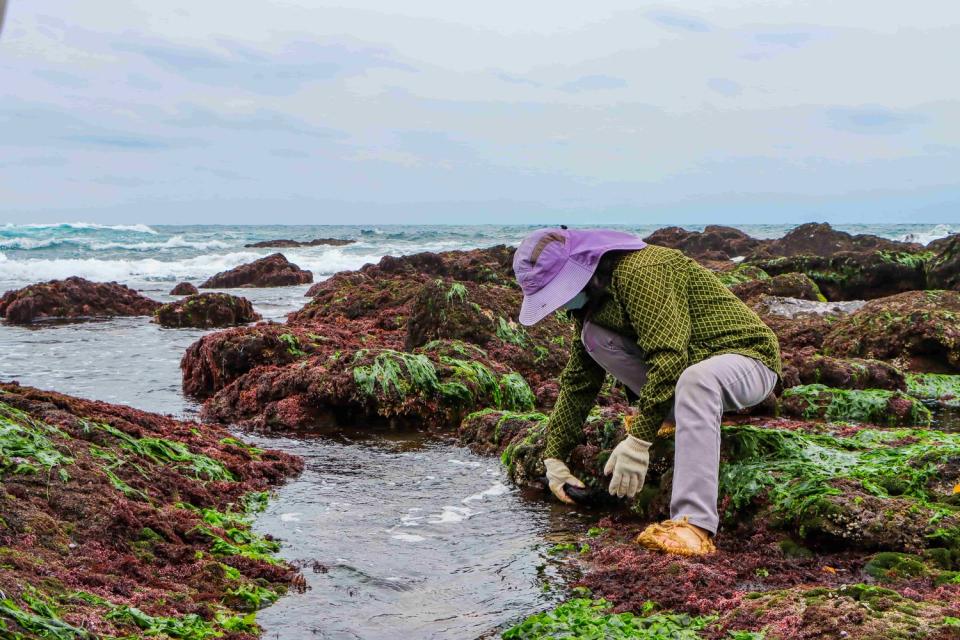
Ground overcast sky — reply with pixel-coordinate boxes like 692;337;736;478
1;1;958;225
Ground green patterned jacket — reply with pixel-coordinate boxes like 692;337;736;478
544;245;782;460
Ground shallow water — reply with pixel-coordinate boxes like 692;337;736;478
0;287;587;640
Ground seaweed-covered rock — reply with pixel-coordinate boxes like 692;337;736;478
822;290;960;372
203;340;537;430
460;410;960;554
927;233;960;291
730;272;825;303
181;324;349;398
154;293;261;329
169;282;199;296
303;245;516;298
779;384;931;426
200;253;313;288
403;278;572;388
749;251;931;300
907;373;960;409
245;238;354;248
748;222;921;259
0;381;303;638
643;225;761;260
0;277;160;324
782;349;906;391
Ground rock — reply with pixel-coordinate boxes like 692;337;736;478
782;348;906;391
460;409;960;554
0;381;302;638
181;324;344;398
748;222;922;259
730;272;825;303
0;276;160;324
200;253;313;288
244;238;355;248
644;225;761;260
154;293;261;329
202;340;537;430
748;251;930;300
779;384;930;426
303;245;516;297
822;290;960;372
926;233;960;291
169;282;199;296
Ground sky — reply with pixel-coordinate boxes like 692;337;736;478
0;1;958;225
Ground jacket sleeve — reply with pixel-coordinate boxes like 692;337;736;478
615;263;690;442
544;323;606;460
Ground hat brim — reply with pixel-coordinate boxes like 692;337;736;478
518;258;594;326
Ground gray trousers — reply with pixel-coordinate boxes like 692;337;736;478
581;321;777;534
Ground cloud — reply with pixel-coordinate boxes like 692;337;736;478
559;74;627;93
61;134;171;150
647;10;712;33
754;31;815;48
825;107;926;135
707;78;742;97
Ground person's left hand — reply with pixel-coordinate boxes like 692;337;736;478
603;434;652;498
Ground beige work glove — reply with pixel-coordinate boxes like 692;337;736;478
543;458;585;505
603;434;652;498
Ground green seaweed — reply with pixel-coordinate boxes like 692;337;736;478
781;384;931;426
445;282;468;303
0;401;73;477
906;373;960;408
0;595;92;640
717;265;770;287
496;317;529;347
502;598;717;640
278;333;306;357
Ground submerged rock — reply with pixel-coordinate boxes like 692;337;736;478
154;293;261;329
200;253;313;288
0;381;303;638
822;290;960;372
245;238;355;248
169;281;199;296
0;276;160;324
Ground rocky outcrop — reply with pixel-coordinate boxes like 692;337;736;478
0;381;303;638
748;222;921;259
644;225;761;260
154;293;261;329
0;277;160;324
822;290;960;372
245;238;355;248
169;282;199;296
202;340;536;430
926;233;960;291
730;272;825;303
748;251;930;300
200;253;313;288
781;348;907;391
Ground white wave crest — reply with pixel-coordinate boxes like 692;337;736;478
897;224;957;246
88;235;232;251
0;251;267;283
2;222;157;234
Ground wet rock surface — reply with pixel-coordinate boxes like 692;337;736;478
200;253;313;289
0;381;303;639
748;222;922;259
643;225;761;260
155;293;261;329
169;281;199;296
0;276;161;324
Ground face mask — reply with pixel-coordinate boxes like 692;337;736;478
562;291;588;310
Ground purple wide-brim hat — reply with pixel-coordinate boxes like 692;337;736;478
513;228;647;326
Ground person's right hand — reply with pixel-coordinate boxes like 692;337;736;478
544;458;585;505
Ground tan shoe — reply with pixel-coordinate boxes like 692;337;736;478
636;517;717;557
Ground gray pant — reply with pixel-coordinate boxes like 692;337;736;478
581;321;777;534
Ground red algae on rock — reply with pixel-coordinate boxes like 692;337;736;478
0;276;161;324
200;253;313;288
0;381;303;638
155;292;261;329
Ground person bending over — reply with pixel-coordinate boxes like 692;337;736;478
513;227;781;556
